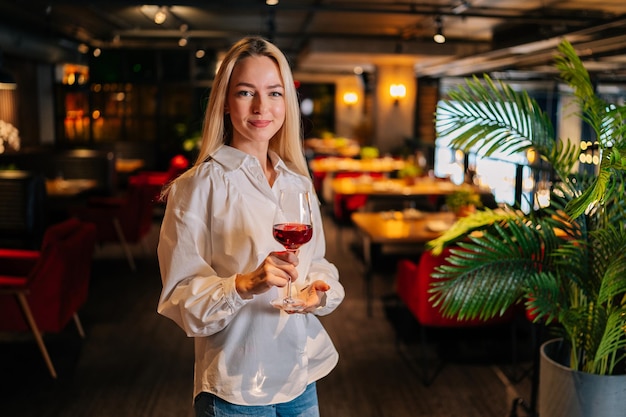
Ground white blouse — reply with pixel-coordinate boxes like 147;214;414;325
157;145;344;406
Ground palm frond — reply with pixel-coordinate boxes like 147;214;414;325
566;148;623;218
524;271;562;324
427;207;523;255
437;75;555;162
592;308;626;374
430;218;548;320
594;227;626;304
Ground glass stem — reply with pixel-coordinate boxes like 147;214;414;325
285;249;296;303
286;278;293;302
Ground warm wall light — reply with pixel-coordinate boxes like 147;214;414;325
389;83;406;106
343;91;358;106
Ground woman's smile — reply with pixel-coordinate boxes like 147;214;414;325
248;119;272;128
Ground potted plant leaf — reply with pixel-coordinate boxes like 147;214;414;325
427;39;626;417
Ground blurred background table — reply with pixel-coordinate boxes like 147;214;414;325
351;210;455;316
45;178;98;198
310;156;406;175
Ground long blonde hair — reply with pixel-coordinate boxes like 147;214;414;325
171;36;308;189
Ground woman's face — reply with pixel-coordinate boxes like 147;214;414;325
226;55;286;149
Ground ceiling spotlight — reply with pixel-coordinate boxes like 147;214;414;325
434;30;446;44
266;0;279;5
154;7;167;25
434;16;446;44
178;37;188;47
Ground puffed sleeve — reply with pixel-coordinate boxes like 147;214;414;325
156;175;251;337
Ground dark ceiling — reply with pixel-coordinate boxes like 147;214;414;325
1;0;626;80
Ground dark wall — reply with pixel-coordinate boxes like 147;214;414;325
4;54;42;148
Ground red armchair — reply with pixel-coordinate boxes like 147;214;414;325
131;154;190;203
332;172;384;223
0;218;97;378
72;173;156;271
395;247;516;385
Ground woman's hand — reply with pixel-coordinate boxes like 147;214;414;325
235;251;299;299
297;280;331;313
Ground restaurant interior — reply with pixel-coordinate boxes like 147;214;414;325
1;1;626;416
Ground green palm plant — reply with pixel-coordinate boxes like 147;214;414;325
427;39;626;376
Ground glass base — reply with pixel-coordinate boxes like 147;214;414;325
270;298;305;313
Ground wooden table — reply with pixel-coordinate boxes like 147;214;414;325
46;178;100;223
332;177;475;197
304;138;360;157
116;158;145;174
331;176;486;218
310;157;406;174
351;210;456;316
46;178;98;197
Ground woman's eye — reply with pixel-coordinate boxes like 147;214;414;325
270;91;283;97
237;90;253;97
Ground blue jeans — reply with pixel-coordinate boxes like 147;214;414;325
194;383;319;417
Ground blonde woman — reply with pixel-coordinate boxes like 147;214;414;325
157;36;344;417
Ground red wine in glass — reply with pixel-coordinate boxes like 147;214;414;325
273;223;313;252
271;190;313;312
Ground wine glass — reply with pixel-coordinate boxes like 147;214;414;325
271;190;313;312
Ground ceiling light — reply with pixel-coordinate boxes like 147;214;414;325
154;7;167;25
266;0;279;5
434;16;446;44
178;37;188;47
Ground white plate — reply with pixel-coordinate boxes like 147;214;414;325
426;220;450;232
402;208;424;219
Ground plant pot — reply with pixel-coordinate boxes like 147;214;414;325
539;338;626;417
454;204;476;218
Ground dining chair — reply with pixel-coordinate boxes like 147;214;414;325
72;173;156;271
0;218;97;378
394;247;518;385
129;153;189;203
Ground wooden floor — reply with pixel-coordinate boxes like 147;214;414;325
0;207;536;417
